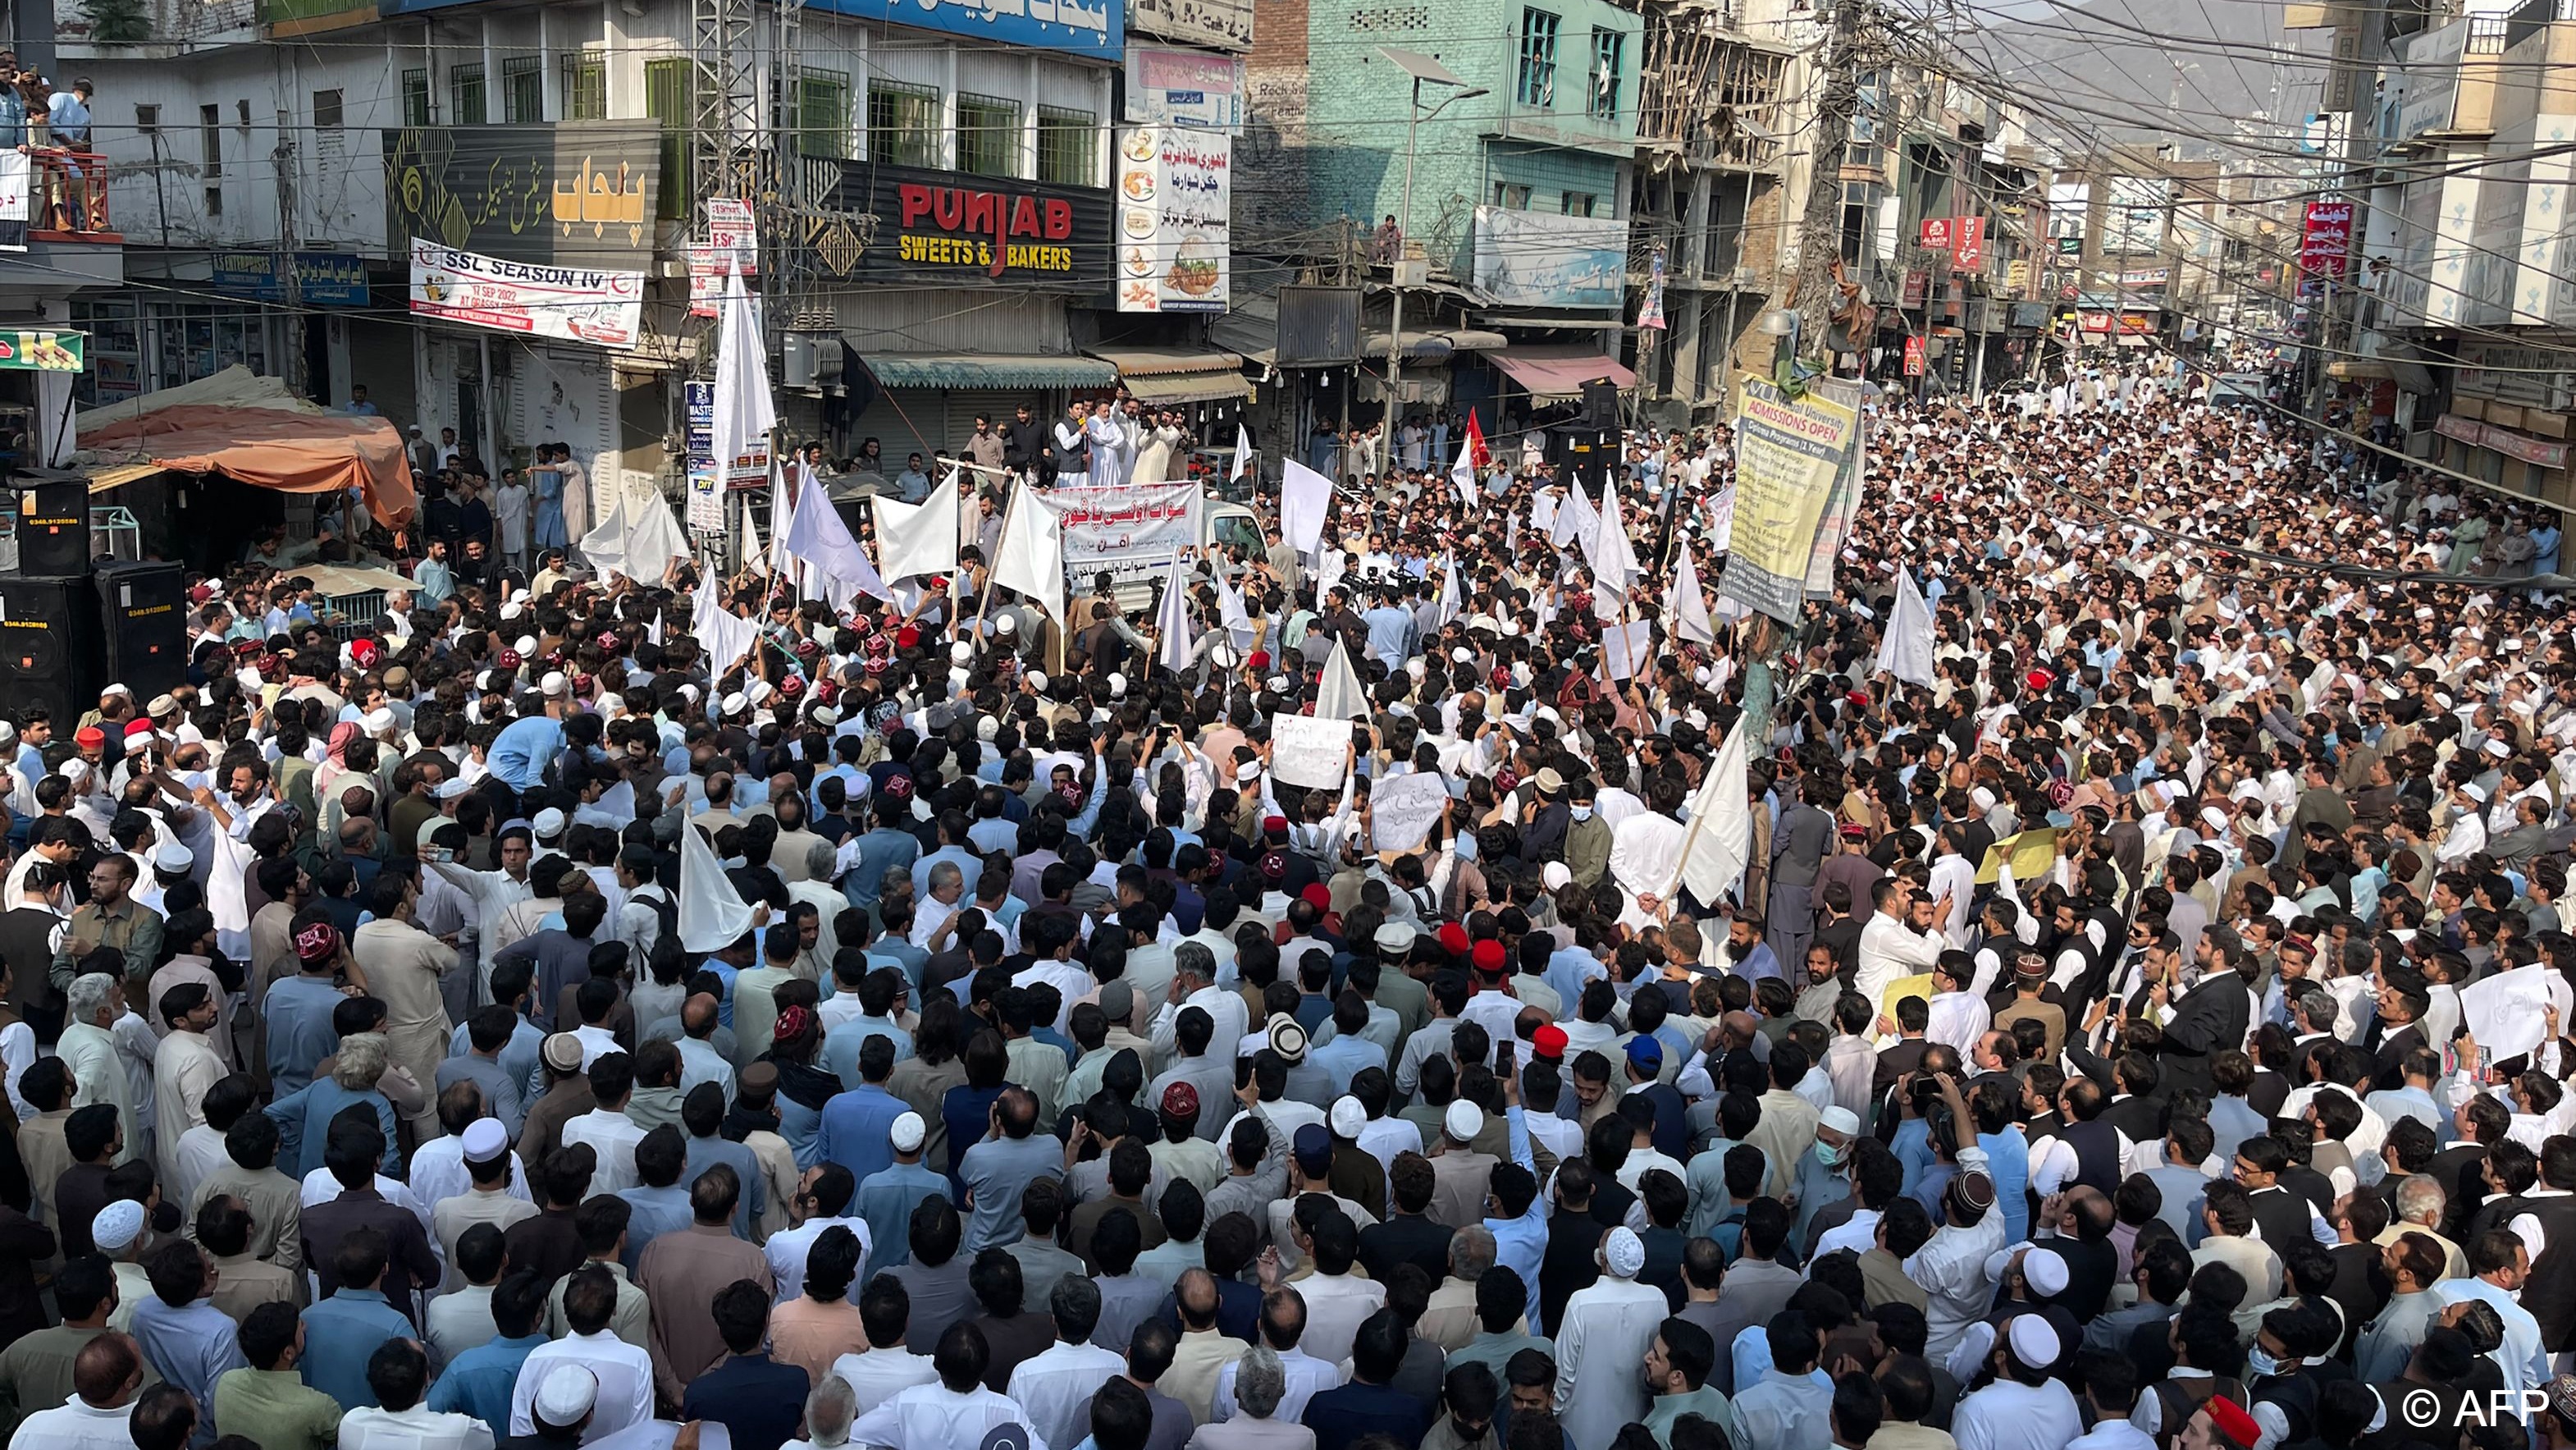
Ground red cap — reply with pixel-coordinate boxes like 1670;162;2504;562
1300;884;1332;912
74;726;106;750
349;638;379;667
1436;923;1471;956
123;719;153;739
2026;668;2053;692
896;625;921;650
2204;1399;2260;1450
1471;940;1506;974
1248;651;1271;670
1263;815;1290;836
1532;1025;1569;1060
1161;1082;1200;1118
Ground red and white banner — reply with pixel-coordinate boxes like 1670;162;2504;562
1952;217;1986;271
410;239;644;349
2300;200;2354;278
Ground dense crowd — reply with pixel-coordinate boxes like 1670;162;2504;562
0;363;2570;1450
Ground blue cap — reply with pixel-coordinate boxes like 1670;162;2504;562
1292;1123;1333;1170
1625;1035;1664;1073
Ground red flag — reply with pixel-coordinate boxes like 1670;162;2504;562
1465;412;1492;469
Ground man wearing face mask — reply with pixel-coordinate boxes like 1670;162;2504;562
1562;780;1610;890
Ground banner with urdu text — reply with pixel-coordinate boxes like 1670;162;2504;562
1716;374;1858;625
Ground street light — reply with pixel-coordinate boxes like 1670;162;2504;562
1377;46;1487;416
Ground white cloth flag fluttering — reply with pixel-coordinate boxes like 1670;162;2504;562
1676;719;1754;905
677;820;754;954
1875;565;1938;687
875;471;961;581
1154;551;1195;675
990;484;1067;621
1669;549;1719;647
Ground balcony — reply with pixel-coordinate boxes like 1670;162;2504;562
30;150;120;244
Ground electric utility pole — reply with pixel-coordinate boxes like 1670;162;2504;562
1736;0;1869;760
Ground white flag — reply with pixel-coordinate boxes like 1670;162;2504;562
783;460;895;603
1450;439;1478;510
1437;552;1462;627
710;269;774;516
677;820;755;954
739;490;768;579
1231;424;1254;483
1154;551;1195;675
1588;477;1639;594
1669;549;1719;647
990;484;1066;621
1314;636;1370;722
1675;719;1753;904
874;471;961;581
690;575;765;679
1281;460;1333;554
1876;565;1938;686
576;476;633;580
1552;483;1597;551
767;461;802;594
1213;564;1253;647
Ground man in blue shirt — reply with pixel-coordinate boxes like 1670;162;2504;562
1302;1310;1434;1450
1359;586;1418;674
130;1242;245;1448
485;690;574;794
413;538;455;607
815;1035;911;1185
843;798;924;918
854;1112;947;1281
299;1229;418;1410
425;1269;552;1429
678;1283;811;1450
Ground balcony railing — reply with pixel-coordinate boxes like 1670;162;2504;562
31;149;116;240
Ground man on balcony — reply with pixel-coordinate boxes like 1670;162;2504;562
43;79;92;231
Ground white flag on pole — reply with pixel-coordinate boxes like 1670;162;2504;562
1588;478;1638;594
1232;424;1254;482
677;820;755;954
1669;549;1720;647
1675;719;1753;904
874;470;961;581
989;484;1066;622
1450;440;1478;510
690;576;764;679
767;461;802;594
1213;565;1253;647
710;269;774;515
1314;637;1370;722
1154;551;1195;675
1281;460;1333;554
1438;552;1462;626
1875;565;1938;686
783;460;895;603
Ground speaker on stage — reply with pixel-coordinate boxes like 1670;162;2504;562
95;560;186;699
0;574;105;724
7;473;91;577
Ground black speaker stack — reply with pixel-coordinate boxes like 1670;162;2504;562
1;472;186;723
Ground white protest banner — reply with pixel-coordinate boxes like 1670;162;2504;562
2461;963;2559;1061
1269;714;1353;791
1370;771;1450;853
1046;481;1203;593
410;239;646;349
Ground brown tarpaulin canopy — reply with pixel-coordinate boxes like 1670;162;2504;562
78;366;416;527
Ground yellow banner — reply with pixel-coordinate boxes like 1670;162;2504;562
1880;972;1937;1027
1715;374;1858;624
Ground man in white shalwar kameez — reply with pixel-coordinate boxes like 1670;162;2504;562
1553;1227;1669;1450
1608;807;1688;933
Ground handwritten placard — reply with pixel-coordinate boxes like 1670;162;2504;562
1371;771;1450;853
1270;715;1352;791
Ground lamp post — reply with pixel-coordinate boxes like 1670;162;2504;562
1377;47;1486;416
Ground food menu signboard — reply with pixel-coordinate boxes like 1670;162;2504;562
1114;126;1231;313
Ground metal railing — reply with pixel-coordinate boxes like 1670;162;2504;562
31;149;112;236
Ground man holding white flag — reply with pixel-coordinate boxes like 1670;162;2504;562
1875;564;1937;686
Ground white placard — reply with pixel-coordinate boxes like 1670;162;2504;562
1603;619;1655;681
1269;715;1352;791
2461;962;2556;1061
1370;771;1449;853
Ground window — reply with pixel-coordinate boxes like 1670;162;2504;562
401;67;432;126
644;57;694;218
501;56;543;122
868;80;941;169
1561;191;1596;217
1517;8;1560;107
561;52;606;121
205;186;222;217
450;63;486;126
956;92;1022;178
199;103;221;177
311;89;342;129
134;104;158;135
1036;105;1096;186
1493;182;1532;208
795;71;851;158
1587;28;1622;119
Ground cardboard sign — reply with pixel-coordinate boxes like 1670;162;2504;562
1370;771;1450;853
1270;715;1353;791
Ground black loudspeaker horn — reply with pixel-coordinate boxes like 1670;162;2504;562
0;573;105;724
1580;377;1622;431
7;473;90;576
95;560;187;699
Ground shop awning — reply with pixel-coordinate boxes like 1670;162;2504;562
1487;347;1637;400
1359;328;1511;363
2331;346;2436;395
78;365;414;526
2327;358;2392;381
1084;345;1254;405
85;461;169;493
2115;333;2152;348
1209;292;1278;367
866;354;1117;389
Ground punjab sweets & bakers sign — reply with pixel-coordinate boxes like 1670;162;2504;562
829;162;1113;292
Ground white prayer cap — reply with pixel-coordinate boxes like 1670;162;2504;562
2023;1246;2071;1297
1330;1096;1366;1138
1025;671;1048;693
151;843;194;874
437;777;474;801
2006;1313;2061;1368
532;808;569;840
533;1366;598;1426
890;1112;927;1152
462;1118;509;1163
540;672;569;698
952;641;975;665
1108;672;1127;698
1541;862;1573;890
720;693;747;718
1444;1101;1483;1143
1602;1227;1645;1278
92;1200;145;1253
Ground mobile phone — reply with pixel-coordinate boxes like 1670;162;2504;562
1497;1040;1516;1077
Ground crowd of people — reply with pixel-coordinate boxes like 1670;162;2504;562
0;361;2571;1450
